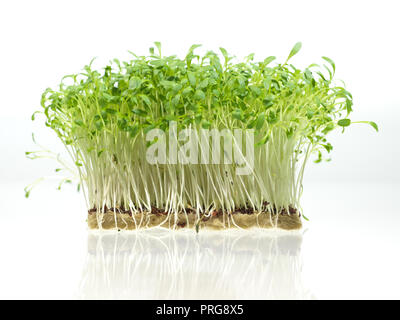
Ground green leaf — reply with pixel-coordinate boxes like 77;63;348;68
219;47;228;59
337;119;351;127
245;53;255;62
198;79;208;89
368;121;379;132
194;114;202;124
201;120;211;129
75;161;83;167
306;110;314;119
188;72;196;87
160;80;175;89
256;134;269;146
95;121;103;130
74;119;84;126
182;87;192;96
140;95;151;107
188;44;202;54
322;123;335;135
345;99;353;114
172;83;182;93
212;89;220;97
267;110;278;124
132;108;147;117
263;56;276;66
250;86;261;97
322;143;333;153
322;56;336;74
247;119;256;129
194;89;205;100
255;113;265;130
263;78;271;90
102;93;114;102
31;111;41;121
314;150;322;163
129;77;142;90
286;42;302;62
105;108;117;115
154;41;162;56
286;127;294;139
232;109;242;121
128;125;140;138
172;94;181;106
149;59;165;67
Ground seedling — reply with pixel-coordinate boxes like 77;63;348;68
28;42;377;230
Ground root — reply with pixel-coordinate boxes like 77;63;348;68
87;209;302;231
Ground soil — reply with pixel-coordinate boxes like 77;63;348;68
87;205;302;231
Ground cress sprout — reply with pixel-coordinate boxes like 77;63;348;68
28;42;377;230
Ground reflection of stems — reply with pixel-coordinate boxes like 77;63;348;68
79;231;312;300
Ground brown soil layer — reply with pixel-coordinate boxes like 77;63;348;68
88;208;302;231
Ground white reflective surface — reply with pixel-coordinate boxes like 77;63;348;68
0;181;399;299
79;230;311;299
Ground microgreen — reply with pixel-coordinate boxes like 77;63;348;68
28;42;378;225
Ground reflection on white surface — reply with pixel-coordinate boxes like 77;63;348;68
0;181;399;299
79;229;313;299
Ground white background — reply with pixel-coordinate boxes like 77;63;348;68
0;0;399;299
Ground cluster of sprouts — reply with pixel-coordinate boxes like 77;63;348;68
30;42;377;222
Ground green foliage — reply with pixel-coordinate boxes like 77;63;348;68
286;42;302;63
369;121;379;132
338;119;351;127
38;41;372;160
